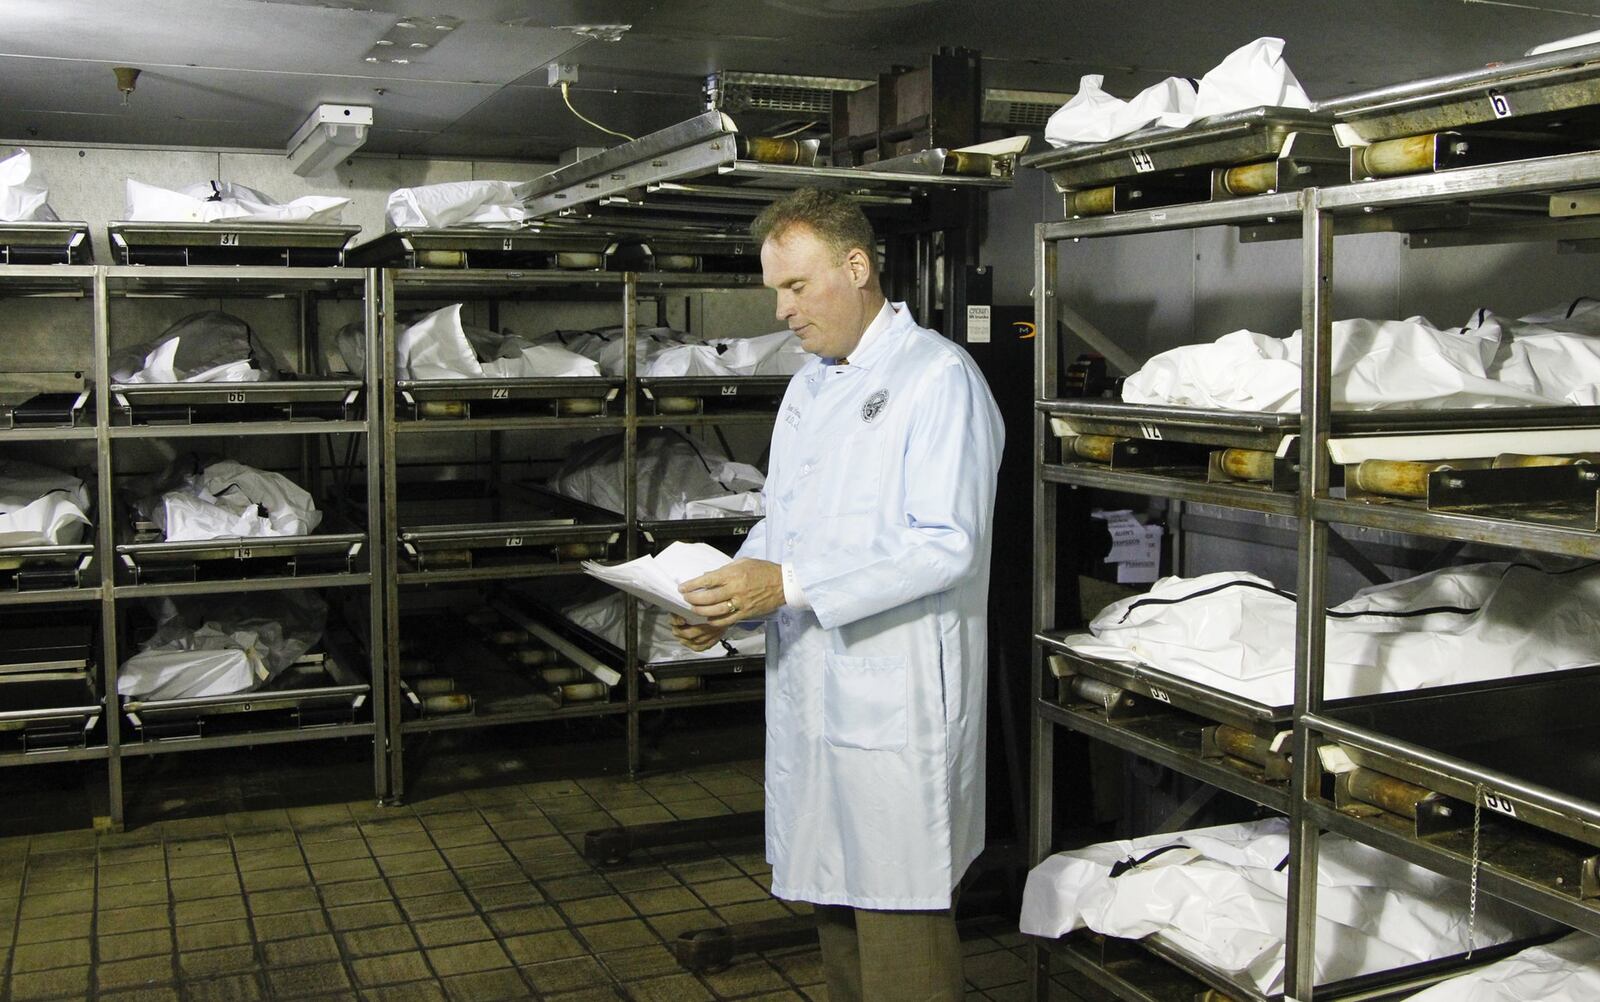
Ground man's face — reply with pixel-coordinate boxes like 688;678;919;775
761;224;873;360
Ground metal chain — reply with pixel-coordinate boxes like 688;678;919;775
1467;783;1484;958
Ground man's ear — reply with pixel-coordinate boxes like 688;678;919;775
845;246;872;289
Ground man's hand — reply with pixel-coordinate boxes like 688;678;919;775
679;557;785;628
670;615;729;652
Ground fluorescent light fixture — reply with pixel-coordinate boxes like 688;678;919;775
287;104;373;177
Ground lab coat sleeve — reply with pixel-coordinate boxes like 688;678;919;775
733;512;769;562
795;358;1001;630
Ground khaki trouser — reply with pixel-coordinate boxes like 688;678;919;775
814;902;964;1002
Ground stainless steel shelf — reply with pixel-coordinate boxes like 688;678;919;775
1314;496;1600;557
116;722;374;756
111;570;372;599
108;420;369;439
1043;462;1300;516
393;416;625;435
0;426;99;442
0;588;103;606
1036;698;1289;813
399;700;627;735
0;745;109;767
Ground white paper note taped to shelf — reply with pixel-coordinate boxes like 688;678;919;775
582;541;732;623
1092;510;1163;584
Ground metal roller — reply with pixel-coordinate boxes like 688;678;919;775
1352;458;1452;499
416;249;465;268
944;151;993;178
1494;452;1600;468
654;254;700;272
418;400;467;418
513;647;554;666
559;397;604;416
540;666;585;685
1354;133;1443;179
1344;767;1441;820
736;136;809;166
561;682;608;702
411;675;456;695
556;542;606;560
1221;160;1279;196
655;675;704;693
1213;725;1276;767
1067;434;1121;464
554;251;604;270
1066;186;1115;217
1218;448;1277;482
654;396;700;414
397;657;433;677
426;550;472;568
422;693;471;714
1068;675;1130;710
489;628;529;646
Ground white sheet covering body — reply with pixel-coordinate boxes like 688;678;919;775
550;432;764;520
394;304;602;380
1064;563;1600;705
1122;302;1600;411
644;330;810;378
117;592;327;700
123;179;349;224
385;180;529;229
1020;819;1553;995
146;460;322;540
0;461;91;546
564;593;764;663
1406;933;1600;1002
1045;38;1309;147
0;149;59;221
111;311;282;384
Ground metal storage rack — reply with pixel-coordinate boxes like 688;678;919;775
1028;73;1600;1001
369;258;779;796
0;245;106;779
0;221;387;828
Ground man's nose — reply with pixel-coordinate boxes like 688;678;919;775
775;292;795;321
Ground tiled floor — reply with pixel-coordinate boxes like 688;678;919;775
0;747;1095;1001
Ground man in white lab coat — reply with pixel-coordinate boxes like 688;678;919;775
673;188;1003;1001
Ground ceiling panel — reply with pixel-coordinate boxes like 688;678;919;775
2;0;1600;161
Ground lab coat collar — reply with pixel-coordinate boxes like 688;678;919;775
833;299;904;371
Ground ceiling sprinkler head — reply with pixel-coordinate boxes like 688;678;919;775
113;66;140;107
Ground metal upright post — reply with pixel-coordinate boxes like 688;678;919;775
369;268;396;804
93;266;123;831
1029;223;1059;1002
1285;191;1334;1002
623;273;641;775
374;268;404;804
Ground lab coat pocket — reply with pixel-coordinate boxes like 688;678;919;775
822;652;908;752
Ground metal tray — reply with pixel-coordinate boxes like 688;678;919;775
513;111;1012;230
0;390;92;430
1318;665;1600;851
343;227;614;269
1041;637;1291;734
116;531;364;584
638;374;790;416
1319;41;1600;146
110;379;362;425
396;376;620;421
121;649;369;739
0;221;92;265
396;484;622;573
0;543;96;591
639;515;761;548
1023;107;1338;189
108;221;359;266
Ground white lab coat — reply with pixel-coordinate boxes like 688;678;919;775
736;303;1003;909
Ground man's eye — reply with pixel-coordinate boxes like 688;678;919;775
792;284;804;293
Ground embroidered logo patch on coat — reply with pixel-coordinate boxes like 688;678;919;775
861;388;889;423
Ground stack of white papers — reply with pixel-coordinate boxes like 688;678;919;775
581;541;732;622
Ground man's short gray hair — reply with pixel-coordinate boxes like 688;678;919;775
751;188;877;271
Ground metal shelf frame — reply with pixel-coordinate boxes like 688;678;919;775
0;258;386;830
1030;147;1600;1001
374;264;786;800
